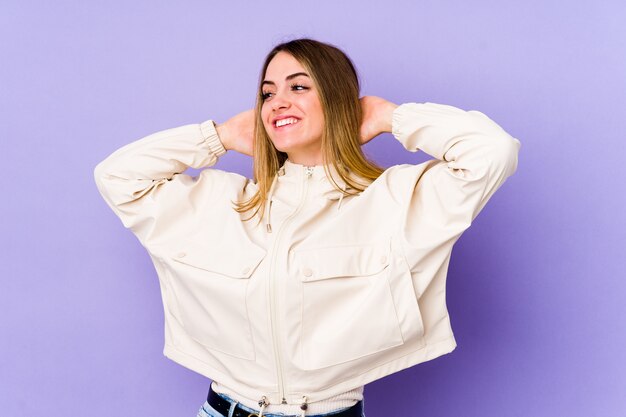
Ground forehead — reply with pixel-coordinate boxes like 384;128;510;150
264;51;308;80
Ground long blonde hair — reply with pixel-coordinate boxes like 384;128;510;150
233;38;385;225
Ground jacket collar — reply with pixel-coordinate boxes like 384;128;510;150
282;159;341;183
263;159;360;233
281;158;356;199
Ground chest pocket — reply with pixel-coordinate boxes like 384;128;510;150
166;239;265;360
292;238;415;370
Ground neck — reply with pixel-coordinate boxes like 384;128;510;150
286;157;324;167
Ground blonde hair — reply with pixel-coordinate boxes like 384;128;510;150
233;38;385;225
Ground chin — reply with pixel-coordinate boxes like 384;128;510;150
269;138;296;153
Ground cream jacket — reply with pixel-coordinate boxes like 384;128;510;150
94;102;520;412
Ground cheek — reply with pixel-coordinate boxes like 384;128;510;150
260;107;271;130
313;107;325;130
310;100;324;124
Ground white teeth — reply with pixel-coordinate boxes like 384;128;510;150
276;117;299;127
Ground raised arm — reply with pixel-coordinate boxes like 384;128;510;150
391;101;520;221
363;97;521;275
93;118;228;245
93;108;258;246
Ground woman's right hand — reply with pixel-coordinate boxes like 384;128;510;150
215;109;255;157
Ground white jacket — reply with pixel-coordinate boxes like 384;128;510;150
94;102;520;410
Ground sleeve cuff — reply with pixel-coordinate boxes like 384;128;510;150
200;119;227;157
391;103;421;153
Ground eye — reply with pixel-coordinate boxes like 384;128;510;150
261;83;309;101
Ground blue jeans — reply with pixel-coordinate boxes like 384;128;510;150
196;391;366;417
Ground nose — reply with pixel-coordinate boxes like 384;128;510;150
271;93;291;111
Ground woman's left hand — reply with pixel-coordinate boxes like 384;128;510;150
359;96;399;145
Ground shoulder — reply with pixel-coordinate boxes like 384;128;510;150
367;161;437;201
196;168;259;196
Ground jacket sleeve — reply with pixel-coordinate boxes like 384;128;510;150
93;119;227;245
390;102;521;270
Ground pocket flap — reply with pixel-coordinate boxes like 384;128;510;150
294;238;391;282
171;240;265;279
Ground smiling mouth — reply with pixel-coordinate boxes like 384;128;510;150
274;117;300;129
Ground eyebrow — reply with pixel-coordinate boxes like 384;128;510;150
261;72;310;87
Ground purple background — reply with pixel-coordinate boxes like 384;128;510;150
1;1;625;416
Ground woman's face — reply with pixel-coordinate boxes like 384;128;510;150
260;51;325;165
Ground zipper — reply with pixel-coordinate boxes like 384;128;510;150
266;199;274;233
267;165;314;405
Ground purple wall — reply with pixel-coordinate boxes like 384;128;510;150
1;1;625;416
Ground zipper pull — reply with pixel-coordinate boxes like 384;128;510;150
266;199;273;233
300;395;308;417
258;395;269;417
305;166;314;178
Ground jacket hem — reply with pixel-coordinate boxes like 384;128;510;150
163;337;457;403
163;344;242;392
309;337;457;401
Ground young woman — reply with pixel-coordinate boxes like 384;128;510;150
94;38;521;417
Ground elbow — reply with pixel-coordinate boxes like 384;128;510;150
93;160;104;188
468;110;521;178
488;133;521;179
507;136;522;177
93;159;110;192
93;157;122;199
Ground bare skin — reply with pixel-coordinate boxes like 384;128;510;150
215;96;398;158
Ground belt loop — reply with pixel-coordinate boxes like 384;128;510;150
227;401;237;417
